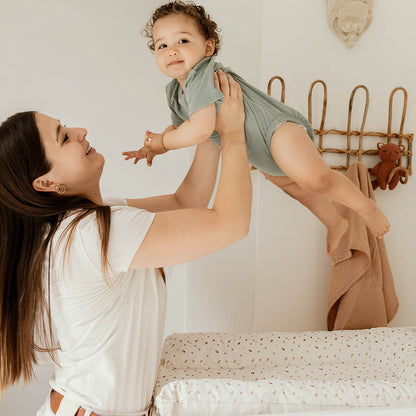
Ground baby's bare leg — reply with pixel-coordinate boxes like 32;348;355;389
262;173;348;255
269;122;390;237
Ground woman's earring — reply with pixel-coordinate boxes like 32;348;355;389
55;184;66;195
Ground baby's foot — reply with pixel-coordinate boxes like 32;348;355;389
360;200;390;238
327;217;349;256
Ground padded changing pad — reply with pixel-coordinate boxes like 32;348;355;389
153;327;416;415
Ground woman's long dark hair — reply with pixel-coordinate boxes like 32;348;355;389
0;111;112;393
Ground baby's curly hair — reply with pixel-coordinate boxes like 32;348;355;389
143;1;221;55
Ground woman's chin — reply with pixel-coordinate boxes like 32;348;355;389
97;152;105;164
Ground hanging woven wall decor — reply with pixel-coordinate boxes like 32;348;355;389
267;77;413;189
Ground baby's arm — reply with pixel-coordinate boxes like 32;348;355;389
144;103;216;153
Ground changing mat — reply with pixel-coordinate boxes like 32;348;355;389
153;327;416;415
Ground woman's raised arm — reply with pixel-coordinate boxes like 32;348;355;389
126;137;220;212
129;71;251;268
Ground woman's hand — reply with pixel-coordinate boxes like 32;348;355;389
214;70;245;140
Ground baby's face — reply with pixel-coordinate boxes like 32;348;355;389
153;13;214;86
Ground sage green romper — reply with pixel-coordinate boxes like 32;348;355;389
166;56;314;176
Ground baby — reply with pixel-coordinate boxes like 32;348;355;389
123;1;389;255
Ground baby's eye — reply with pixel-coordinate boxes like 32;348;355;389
178;39;189;44
158;44;167;50
63;132;69;144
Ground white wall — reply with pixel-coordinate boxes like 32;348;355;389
0;0;415;414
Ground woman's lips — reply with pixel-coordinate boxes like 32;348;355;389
86;144;95;155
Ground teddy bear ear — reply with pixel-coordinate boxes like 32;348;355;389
399;144;405;152
377;142;384;150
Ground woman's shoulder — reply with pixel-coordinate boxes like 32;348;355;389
103;196;128;206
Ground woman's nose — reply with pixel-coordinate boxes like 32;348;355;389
74;127;88;141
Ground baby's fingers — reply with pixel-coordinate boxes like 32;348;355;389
122;151;138;160
146;152;155;167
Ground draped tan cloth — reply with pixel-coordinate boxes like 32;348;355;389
327;162;399;330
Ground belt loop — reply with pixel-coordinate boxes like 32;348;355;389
55;396;80;416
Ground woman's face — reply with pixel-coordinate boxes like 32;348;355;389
33;113;104;198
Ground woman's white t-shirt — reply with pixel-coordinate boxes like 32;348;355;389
40;200;167;415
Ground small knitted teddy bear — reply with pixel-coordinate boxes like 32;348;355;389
371;142;405;190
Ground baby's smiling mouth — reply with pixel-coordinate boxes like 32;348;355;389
86;144;92;155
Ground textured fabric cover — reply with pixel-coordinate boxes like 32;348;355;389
328;163;398;330
154;327;416;415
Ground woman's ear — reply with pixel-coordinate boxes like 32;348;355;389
32;175;56;193
205;38;216;57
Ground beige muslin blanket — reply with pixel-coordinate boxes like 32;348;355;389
328;162;399;330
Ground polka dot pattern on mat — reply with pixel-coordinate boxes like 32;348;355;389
154;327;416;415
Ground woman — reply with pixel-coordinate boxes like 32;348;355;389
0;71;251;416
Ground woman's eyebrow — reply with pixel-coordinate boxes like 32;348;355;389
56;121;62;143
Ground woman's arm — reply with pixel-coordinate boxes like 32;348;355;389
143;103;216;153
126;138;220;212
129;71;251;269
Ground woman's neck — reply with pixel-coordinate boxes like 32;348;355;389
87;188;104;205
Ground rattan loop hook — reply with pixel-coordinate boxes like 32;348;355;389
308;80;327;131
388;87;408;141
267;76;285;103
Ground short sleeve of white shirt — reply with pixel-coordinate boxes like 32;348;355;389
68;200;155;275
106;204;155;271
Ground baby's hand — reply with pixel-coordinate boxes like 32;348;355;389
144;130;168;155
122;146;157;166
